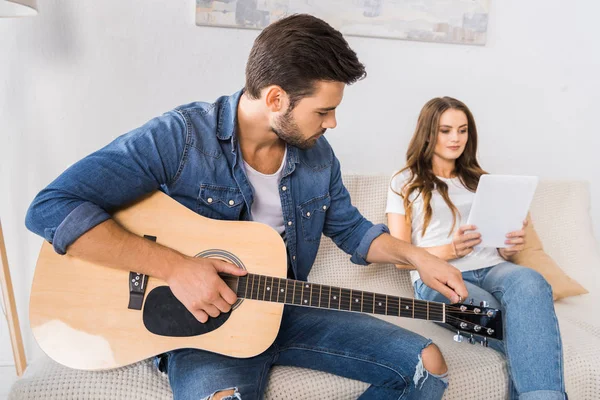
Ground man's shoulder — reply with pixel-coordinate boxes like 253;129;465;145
173;92;235;118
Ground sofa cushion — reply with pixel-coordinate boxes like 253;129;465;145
512;217;588;300
9;176;600;400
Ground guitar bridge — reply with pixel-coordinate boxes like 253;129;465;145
127;235;155;310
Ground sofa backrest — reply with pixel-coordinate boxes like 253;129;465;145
308;175;600;296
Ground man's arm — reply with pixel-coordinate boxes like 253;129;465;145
67;219;246;323
25;111;244;322
365;233;467;303
323;150;467;303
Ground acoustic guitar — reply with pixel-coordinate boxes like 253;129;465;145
29;191;502;370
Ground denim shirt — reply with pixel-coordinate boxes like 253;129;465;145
25;90;389;281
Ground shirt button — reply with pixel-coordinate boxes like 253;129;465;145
207;198;213;203
306;212;311;217
288;221;292;226
323;205;327;210
228;200;234;206
281;186;287;191
293;255;296;260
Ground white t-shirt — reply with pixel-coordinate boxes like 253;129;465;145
386;170;505;284
243;149;287;236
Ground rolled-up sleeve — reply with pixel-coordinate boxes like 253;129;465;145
25;110;187;254
323;154;389;265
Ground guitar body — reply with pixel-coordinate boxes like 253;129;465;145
30;191;288;370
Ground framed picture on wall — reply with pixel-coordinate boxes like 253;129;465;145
195;0;490;46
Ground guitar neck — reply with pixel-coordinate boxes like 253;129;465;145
228;273;445;322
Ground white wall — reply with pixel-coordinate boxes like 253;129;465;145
1;0;599;366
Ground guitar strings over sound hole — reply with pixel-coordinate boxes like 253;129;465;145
195;249;246;311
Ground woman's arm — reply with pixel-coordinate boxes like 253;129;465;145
387;213;456;266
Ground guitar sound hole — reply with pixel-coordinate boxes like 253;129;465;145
143;286;230;337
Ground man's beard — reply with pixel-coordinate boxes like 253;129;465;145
271;109;325;150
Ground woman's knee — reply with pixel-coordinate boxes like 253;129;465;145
507;266;551;296
421;343;447;375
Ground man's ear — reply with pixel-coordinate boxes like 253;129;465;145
263;85;288;113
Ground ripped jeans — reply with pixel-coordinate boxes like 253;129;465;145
415;262;567;400
155;306;448;400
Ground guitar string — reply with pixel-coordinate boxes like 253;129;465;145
222;276;497;335
223;276;489;316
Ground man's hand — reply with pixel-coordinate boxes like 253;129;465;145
498;219;528;260
410;249;468;304
166;256;247;323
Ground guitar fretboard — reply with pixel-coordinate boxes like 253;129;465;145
233;273;444;322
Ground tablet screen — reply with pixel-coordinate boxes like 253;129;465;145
466;175;538;248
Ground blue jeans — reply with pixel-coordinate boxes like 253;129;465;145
156;306;448;400
414;262;567;400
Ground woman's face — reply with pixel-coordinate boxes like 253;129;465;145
433;108;469;163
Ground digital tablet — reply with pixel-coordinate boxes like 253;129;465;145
466;175;539;248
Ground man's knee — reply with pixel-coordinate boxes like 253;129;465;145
211;389;236;400
421;344;447;375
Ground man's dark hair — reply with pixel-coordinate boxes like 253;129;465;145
245;14;366;108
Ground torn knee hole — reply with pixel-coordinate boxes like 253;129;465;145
420;344;447;375
210;388;240;400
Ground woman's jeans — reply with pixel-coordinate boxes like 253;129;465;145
155;305;448;400
415;262;567;400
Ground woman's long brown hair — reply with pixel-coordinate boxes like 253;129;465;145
392;97;487;237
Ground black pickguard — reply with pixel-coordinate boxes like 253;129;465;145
142;286;230;337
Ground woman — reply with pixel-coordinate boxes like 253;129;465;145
386;97;567;400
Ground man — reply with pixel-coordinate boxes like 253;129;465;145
26;14;467;400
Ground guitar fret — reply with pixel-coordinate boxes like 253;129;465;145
388;296;400;317
256;275;263;300
292;281;300;305
362;291;373;315
321;285;330;309
429;302;444;321
360;292;365;312
340;288;351;311
275;278;281;303
374;293;386;315
267;276;273;302
285;280;292;304
400;297;412;318
250;274;257;300
385;295;388;315
318;285;323;308
302;282;311;306
414;299;429;320
311;283;320;308
350;289;362;312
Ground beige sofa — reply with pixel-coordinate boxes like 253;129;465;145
9;175;600;399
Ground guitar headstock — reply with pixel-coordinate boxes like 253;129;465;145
445;300;503;344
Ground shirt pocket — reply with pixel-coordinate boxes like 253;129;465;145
197;184;245;221
298;194;331;243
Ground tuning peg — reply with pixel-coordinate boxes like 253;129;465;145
481;337;488;347
453;331;464;343
468;334;476;345
487;328;495;335
480;300;489;307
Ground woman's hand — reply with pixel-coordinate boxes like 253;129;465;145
498;219;528;260
450;225;481;258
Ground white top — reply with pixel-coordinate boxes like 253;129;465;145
386;170;505;284
243;148;287;236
